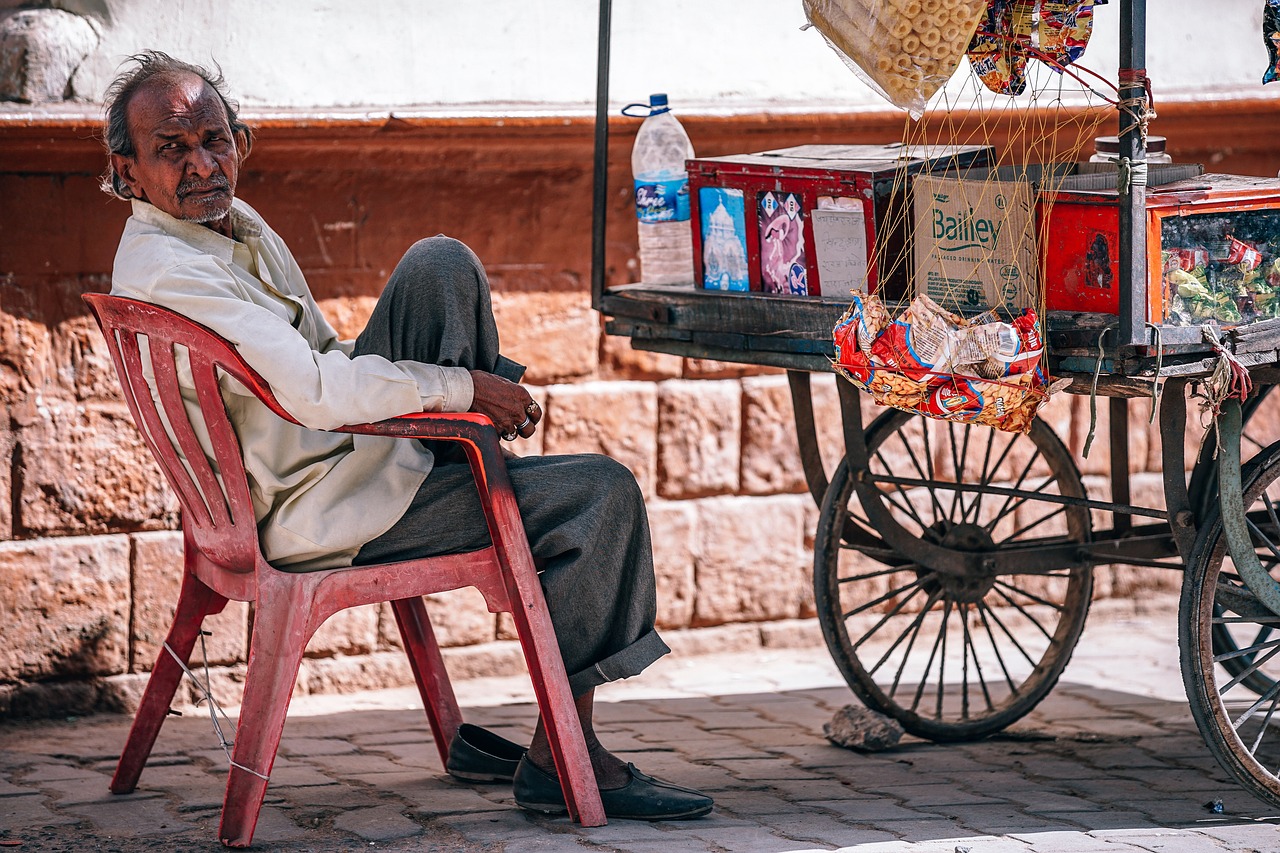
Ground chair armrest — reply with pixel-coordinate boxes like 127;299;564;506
336;411;500;444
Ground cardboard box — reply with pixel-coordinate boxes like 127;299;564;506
912;169;1040;317
687;143;994;299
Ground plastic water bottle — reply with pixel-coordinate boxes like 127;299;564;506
630;94;695;285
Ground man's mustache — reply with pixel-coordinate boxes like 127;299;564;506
177;174;230;199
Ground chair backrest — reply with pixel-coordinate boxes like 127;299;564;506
84;293;303;573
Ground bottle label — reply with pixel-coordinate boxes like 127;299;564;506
635;177;690;223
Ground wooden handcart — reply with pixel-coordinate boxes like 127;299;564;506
590;0;1280;811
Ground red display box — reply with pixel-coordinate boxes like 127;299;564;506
687;143;993;299
1042;172;1280;327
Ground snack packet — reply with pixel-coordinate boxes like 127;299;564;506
803;0;988;117
1266;0;1280;84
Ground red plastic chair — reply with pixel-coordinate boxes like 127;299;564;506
83;293;605;847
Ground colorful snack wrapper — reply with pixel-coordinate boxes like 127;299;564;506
1266;0;1280;84
832;294;1051;433
968;0;1097;96
1039;0;1096;68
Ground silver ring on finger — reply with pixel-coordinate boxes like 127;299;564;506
525;402;538;416
515;415;533;431
501;429;517;441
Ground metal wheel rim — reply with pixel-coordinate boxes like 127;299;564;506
1184;443;1280;806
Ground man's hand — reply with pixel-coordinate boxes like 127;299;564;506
468;370;541;439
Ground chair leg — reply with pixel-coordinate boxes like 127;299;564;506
218;579;313;848
111;571;228;795
506;588;606;827
392;597;463;767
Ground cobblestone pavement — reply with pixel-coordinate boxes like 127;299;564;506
4;596;1280;852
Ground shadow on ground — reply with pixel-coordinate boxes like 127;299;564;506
1;681;1277;853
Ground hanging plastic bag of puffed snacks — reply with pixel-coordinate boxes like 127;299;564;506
802;0;988;118
967;0;1098;96
1265;0;1280;84
833;293;1052;433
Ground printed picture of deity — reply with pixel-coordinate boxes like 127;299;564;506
699;187;749;292
758;191;808;296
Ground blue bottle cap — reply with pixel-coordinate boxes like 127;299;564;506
649;93;669;108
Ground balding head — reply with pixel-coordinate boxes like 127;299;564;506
101;51;252;201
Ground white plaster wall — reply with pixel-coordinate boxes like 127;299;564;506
63;0;1277;112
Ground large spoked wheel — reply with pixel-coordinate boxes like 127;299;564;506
1192;384;1280;696
1182;438;1280;807
814;410;1093;741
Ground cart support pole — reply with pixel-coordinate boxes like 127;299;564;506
1118;0;1148;351
1109;398;1132;536
590;0;612;311
1158;379;1196;561
1217;399;1280;616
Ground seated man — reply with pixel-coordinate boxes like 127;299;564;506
101;50;712;822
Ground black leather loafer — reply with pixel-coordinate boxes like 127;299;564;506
512;755;714;820
446;723;527;783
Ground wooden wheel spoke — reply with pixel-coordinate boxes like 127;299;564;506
843;577;926;621
852;585;927;651
1221;640;1280;696
977;602;1020;696
947;421;969;522
966;429;1004;525
838;564;916;584
1249;690;1280;755
936;599;951;719
992;585;1056;641
889;430;949;524
1230;677;1280;731
888;594;934;699
870;589;943;678
984;447;1045;532
1004;505;1069;543
911;599;952;714
1214;636;1280;664
979;601;1039;668
984;476;1055;534
993;579;1067;613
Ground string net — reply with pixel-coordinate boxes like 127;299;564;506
807;0;1118;433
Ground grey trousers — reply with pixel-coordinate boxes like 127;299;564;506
351;236;669;696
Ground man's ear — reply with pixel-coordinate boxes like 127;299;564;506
110;153;146;201
235;129;250;163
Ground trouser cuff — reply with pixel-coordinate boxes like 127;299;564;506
567;629;670;697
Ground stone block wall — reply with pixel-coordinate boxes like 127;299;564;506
4;106;1280;718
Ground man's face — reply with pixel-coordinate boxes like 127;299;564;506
111;72;243;231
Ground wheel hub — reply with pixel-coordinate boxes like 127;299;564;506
918;521;999;604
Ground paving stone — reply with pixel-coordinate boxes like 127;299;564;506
1091;827;1229;852
801;798;928;821
767;815;898;848
601;837;717;853
18;761;103;784
572;819;678;842
0;777;40;796
434;808;552;843
63;796;191;836
331;803;423;841
678;823;819;853
870;784;1004;807
261;762;336;787
42;773;160;806
711;788;815;817
1007;829;1143;852
278;736;359;757
0;793;78;828
403;784;512;816
246;803;310;845
1033;810;1162;831
714;758;826;781
272;783;383;809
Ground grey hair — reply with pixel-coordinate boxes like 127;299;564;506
100;50;253;199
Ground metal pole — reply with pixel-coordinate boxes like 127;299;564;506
590;0;613;311
1118;0;1148;351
